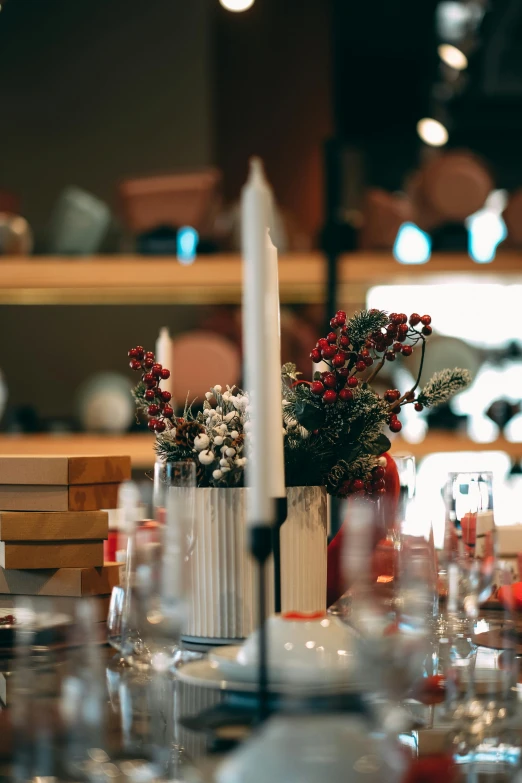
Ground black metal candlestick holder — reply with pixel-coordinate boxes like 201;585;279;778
250;525;273;723
272;497;288;615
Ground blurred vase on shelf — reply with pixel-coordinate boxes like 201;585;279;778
75;372;134;434
0;212;33;255
47;187;111;255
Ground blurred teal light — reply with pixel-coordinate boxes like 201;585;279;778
177;226;199;265
467;211;507;264
393;222;431;264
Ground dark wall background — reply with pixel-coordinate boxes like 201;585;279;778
0;0;213;238
213;0;332;238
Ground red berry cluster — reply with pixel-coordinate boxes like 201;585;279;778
339;464;387;498
310;310;432;434
309;310;372;405
128;346;173;433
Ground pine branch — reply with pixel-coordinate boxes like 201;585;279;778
281;363;302;383
326;455;376;494
132;382;149;414
347;309;388;348
417;368;472;408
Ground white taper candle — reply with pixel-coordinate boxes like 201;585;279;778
266;231;286;499
155;327;174;404
242;158;274;527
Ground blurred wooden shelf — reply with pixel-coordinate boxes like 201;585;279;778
390;434;522;459
0;432;520;470
0;434;155;470
0;252;520;305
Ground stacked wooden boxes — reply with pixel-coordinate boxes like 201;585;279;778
0;455;130;629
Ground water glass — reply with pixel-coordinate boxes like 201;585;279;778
443;471;496;604
394;454;416;525
107;584;125;652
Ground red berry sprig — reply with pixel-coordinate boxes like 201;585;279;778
128;346;173;433
309;310;434;435
338;463;388;499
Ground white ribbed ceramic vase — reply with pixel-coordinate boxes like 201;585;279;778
183;485;327;643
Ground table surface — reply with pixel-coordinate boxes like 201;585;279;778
0;611;518;782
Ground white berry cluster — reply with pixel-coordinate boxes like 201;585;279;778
195;385;249;487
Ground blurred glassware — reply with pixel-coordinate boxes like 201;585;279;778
216;714;405;783
122;462;195;669
60;600;107;780
443;471;496;605
0;212;33;255
447;567;520;773
341;499;432;732
107;585;125;654
393;454;416;528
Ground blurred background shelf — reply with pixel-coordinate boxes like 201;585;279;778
0;432;520;470
0;252;521;305
0;434;156;470
390;435;522;459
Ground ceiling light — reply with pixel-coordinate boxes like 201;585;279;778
438;43;468;70
416;118;449;147
219;0;255;11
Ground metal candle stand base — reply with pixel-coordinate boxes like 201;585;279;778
250;525;273;723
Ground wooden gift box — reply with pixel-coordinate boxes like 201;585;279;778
0;455;130;512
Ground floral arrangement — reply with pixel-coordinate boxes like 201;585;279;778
128;309;471;497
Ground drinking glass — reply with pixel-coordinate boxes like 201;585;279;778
122;461;196;669
107;584;125;652
394;454;416;526
343;500;431;721
443;471;496;604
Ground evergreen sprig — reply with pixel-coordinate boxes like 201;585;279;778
132;381;149;415
326;455;376;494
347;309;388;347
417;368;472;408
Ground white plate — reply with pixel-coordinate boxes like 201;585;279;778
209;645;355;687
176;658;360;696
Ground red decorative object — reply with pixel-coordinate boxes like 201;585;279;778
326;452;401;606
281;610;327;622
402;755;457;783
497;582;522;611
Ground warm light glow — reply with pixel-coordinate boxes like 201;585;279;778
367;282;522;347
219;0;255;11
416;118;449;147
438;43;468;70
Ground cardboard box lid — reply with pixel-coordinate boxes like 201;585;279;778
0;510;109;541
0;455;131;486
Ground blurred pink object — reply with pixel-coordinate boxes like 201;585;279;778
119;169;221;234
171;330;241;404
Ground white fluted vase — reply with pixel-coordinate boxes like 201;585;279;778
183;486;327;644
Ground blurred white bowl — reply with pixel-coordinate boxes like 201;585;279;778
210;612;358;686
